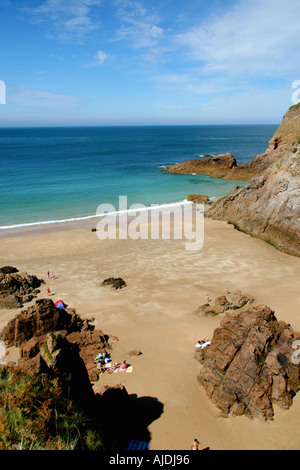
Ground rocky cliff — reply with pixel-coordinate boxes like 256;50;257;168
0;298;112;384
0;298;163;449
204;104;300;257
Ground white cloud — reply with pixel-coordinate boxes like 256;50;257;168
196;86;292;124
24;0;102;41
114;0;164;48
177;0;300;79
8;86;82;110
95;50;110;64
85;49;114;67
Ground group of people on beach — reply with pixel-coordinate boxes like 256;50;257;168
206;287;230;303
93;351;129;374
46;270;56;295
194;339;211;349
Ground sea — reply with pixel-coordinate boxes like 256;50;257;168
0;124;278;231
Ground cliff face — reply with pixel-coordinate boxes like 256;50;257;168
205;104;300;257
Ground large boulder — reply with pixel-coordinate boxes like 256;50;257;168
186;194;210;204
101;277;127;290
194;304;300;420
0;269;44;309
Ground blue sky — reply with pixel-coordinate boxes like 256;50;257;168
1;0;300;126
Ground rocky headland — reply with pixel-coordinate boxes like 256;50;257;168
165;104;300;257
164;106;300;181
205;104;300;257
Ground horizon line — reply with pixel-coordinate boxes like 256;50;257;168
0;122;280;129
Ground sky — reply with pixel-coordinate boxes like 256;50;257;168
1;0;300;126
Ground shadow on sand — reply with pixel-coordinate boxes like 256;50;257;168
94;387;164;450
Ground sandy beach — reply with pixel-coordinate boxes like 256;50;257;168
0;215;300;450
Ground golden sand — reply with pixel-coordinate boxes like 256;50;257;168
0;217;300;450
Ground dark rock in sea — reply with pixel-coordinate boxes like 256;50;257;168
101;277;127;290
194;304;300;420
0;270;44;309
165;153;239;179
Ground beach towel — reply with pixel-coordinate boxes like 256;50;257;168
112;366;133;373
199;341;211;349
125;439;149;450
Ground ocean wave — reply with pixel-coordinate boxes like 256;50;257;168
0;200;193;231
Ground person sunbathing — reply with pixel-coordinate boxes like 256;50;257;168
96;358;106;373
107;362;120;374
119;360;129;371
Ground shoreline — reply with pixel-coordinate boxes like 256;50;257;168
1;213;300;450
0;199;201;240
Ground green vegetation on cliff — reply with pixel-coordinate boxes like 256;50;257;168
0;365;104;450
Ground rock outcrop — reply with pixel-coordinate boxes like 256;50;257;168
165;153;241;179
101;277;127;290
186;194;210;204
39;332;95;405
205;104;300;257
0;268;44;309
194;304;300;420
0;298;112;382
194;291;254;317
164;140;282;180
0;298;162;450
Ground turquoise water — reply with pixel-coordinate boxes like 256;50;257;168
0;125;277;228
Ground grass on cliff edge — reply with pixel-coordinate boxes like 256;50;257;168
0;365;104;450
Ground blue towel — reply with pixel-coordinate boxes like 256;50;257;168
125;439;149;450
